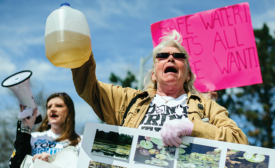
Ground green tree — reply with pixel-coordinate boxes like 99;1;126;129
218;23;275;148
109;71;137;89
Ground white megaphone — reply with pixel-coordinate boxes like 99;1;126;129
1;70;42;124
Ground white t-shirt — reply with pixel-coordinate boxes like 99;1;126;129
30;129;82;155
138;94;189;132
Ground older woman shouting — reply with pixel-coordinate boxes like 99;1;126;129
72;30;248;147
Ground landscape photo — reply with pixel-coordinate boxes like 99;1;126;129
177;142;221;168
134;136;176;168
91;129;133;161
225;148;270;167
88;160;127;168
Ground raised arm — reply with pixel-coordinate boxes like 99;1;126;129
9;106;37;167
9;120;32;168
71;52;138;125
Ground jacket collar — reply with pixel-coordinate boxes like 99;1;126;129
187;92;202;104
142;90;201;103
135;91;152;105
141;89;156;99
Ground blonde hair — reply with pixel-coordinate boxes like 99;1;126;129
143;30;199;95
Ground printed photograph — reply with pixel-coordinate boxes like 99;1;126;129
177;142;221;168
88;160;127;168
225;148;270;167
134;136;176;168
91;129;133;161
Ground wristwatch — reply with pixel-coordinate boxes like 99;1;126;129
17;120;32;134
21;127;31;134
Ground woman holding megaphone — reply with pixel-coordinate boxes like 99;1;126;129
9;92;82;168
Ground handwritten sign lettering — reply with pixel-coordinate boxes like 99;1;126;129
151;3;262;92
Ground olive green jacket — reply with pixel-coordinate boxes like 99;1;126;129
72;53;248;145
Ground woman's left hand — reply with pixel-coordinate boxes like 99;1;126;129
32;152;51;162
20;105;37;130
160;118;194;147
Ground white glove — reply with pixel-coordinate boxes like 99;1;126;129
160;118;194;147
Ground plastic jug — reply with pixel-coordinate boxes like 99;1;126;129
45;3;91;68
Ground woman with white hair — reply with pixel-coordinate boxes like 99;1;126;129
72;30;248;147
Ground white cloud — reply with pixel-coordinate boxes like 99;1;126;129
96;58;139;83
23;59;71;83
252;6;275;35
75;102;101;123
0;3;46;58
25;36;45;45
82;1;123;30
82;9;110;29
0;23;44;36
0;50;17;94
0;48;17;98
82;0;148;30
169;8;186;17
0;54;16;78
96;0;123;16
0;38;44;60
118;1;147;18
74;102;102;133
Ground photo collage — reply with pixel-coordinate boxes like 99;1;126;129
87;129;271;168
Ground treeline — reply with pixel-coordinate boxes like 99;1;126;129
95;130;133;146
217;24;275;148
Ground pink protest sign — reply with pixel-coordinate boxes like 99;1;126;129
151;2;262;92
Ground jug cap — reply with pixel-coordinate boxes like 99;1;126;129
60;2;70;7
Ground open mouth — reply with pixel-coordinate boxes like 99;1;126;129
164;66;178;73
50;114;59;119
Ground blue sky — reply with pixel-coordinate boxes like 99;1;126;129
0;0;274;133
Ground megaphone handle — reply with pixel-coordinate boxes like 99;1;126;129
18;106;33;119
21;108;37;130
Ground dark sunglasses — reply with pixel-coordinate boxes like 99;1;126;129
156;53;186;59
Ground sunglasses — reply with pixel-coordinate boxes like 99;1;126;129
156;53;186;59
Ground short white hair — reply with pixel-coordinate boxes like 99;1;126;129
143;30;199;95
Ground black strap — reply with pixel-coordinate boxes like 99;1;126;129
187;95;201;104
120;94;144;126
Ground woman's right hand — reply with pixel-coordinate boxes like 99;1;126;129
20;105;37;129
32;152;51;162
207;91;218;101
160;118;194;147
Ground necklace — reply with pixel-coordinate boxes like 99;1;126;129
160;95;175;104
